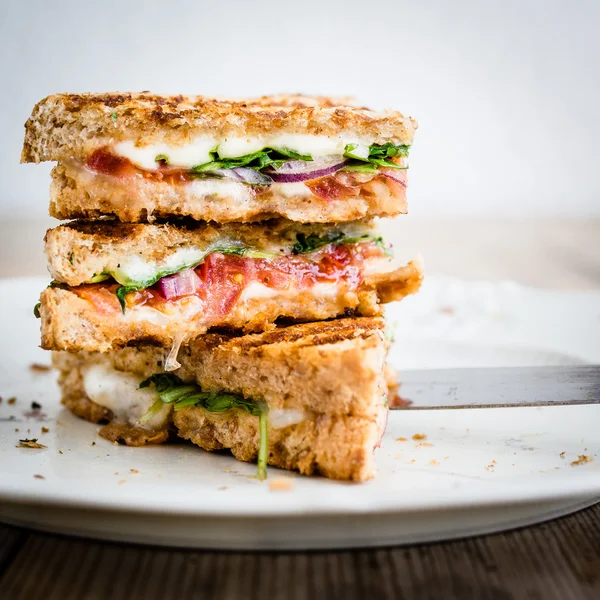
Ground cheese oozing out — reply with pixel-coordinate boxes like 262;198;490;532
82;362;171;429
81;361;307;430
113;134;370;171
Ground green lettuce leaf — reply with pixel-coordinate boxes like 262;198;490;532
343;142;410;171
192;147;312;173
140;374;268;479
292;231;388;255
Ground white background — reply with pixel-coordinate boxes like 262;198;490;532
1;0;599;219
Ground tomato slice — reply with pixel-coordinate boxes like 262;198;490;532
86;147;191;183
305;173;362;202
71;242;385;319
195;253;247;319
72;283;122;314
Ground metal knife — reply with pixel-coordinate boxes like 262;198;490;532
390;365;600;409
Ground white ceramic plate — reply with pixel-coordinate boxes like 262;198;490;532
0;278;598;549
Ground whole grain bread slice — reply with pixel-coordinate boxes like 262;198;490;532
22;93;417;163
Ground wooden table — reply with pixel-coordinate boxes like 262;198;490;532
1;218;599;599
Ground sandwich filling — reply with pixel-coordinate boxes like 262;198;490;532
60;230;394;315
78;139;409;204
81;363;389;481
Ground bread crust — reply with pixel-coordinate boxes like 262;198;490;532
38;260;422;352
48;162;408;223
23;93;417;163
44;218;380;286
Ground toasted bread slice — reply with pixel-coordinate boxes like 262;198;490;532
22;93;417;163
38;259;422;352
48;162;408;223
54;317;388;419
44;219;383;287
175;409;380;481
53;317;390;480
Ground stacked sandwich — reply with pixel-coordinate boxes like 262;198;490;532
22;93;421;481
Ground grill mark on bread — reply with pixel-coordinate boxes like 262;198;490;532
193;318;385;352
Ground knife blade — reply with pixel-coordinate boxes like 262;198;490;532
390;365;600;409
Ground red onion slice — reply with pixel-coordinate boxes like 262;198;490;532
158;268;201;300
380;167;407;188
203;167;272;186
265;158;349;183
231;167;272;186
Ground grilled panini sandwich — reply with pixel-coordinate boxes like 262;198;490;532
54;318;390;481
22;93;416;223
39;219;422;355
25;91;419;481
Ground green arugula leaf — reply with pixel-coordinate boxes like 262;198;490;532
192;147;312;173
116;285;137;313
343;143;370;161
139;373;183;392
272;147;313;161
368;157;408;170
368;142;410;159
138;398;165;425
33;302;41;319
343;143;410;172
155;154;169;163
292;231;389;255
140;374;269;479
257;410;268;480
292;232;345;254
342;163;379;174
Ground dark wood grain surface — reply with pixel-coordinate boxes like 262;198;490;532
0;503;598;599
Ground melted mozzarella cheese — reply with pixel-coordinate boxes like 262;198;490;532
238;282;280;300
236;281;341;304
188;179;253;203
110;247;208;287
269;409;307;429
361;256;398;277
114;134;369;171
82;362;171;429
114;137;215;170
273;181;312;198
